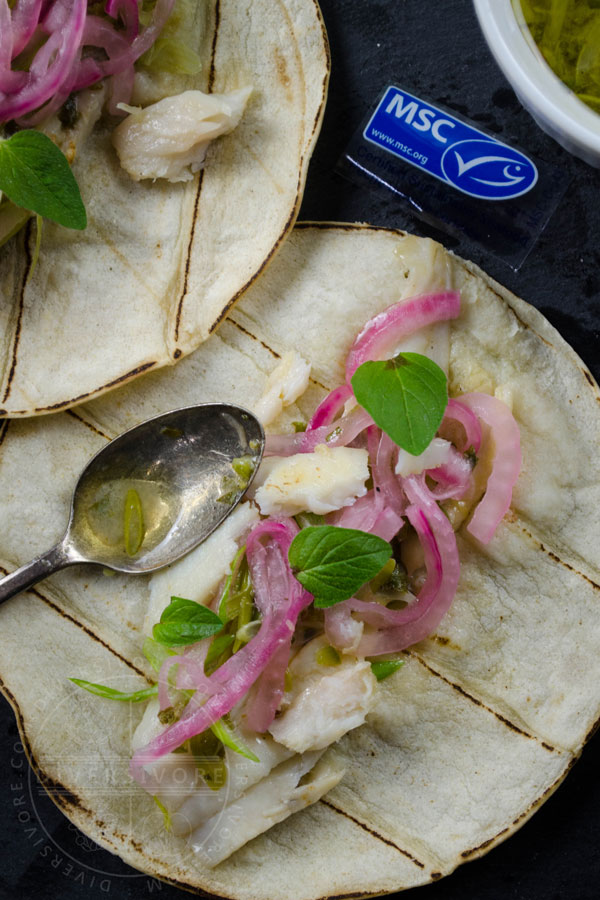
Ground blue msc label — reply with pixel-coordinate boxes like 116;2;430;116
364;86;538;202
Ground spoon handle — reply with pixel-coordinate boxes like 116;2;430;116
0;544;75;604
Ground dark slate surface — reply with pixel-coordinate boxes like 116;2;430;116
1;1;599;898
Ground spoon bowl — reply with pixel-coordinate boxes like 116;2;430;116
0;404;264;601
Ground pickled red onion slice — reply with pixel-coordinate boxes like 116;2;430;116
244;639;291;733
441;398;482;454
459;392;521;544
426;446;473;501
264;406;373;457
372;430;405;513
9;0;43;60
307;384;352;431
105;0;139;42
157;650;215;711
356;474;460;655
1;0;87;121
0;0;175;123
131;519;311;778
345;291;461;383
328;489;383;533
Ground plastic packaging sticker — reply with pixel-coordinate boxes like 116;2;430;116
338;85;568;269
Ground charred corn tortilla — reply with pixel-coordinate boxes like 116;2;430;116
0;0;329;418
1;224;599;896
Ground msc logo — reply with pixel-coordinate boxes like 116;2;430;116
368;86;539;203
441;139;538;201
385;92;456;144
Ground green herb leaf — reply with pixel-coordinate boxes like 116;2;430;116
370;658;405;682
351;352;448;455
70;678;158;702
142;637;176;672
288;526;392;608
153;596;224;646
0;131;86;229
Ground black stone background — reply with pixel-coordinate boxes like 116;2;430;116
1;0;600;898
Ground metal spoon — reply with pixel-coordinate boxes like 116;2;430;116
0;404;264;604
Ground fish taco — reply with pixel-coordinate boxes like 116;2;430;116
0;224;599;896
0;0;329;417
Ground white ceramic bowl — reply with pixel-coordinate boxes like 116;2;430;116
474;0;600;167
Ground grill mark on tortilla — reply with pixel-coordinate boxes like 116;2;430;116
212;224;405;342
31;361;157;413
320;798;426;868
0;679;86;816
174;1;330;357
460;827;510;859
174;169;206;346
173;0;219;345
582;368;596;388
461;758;577;859
274;0;306;123
229;318;281;358
0;565;148;680
304;1;331;155
517;523;600;591
0;419;9;449
312;892;393;900
584;711;600;744
206;170;305;336
2;218;33;404
410;653;557;751
66;409;112;441
296;222;407;236
0;682;113;843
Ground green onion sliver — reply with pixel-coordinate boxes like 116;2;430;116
210;718;259;762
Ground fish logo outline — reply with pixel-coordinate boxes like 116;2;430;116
441;139;538;200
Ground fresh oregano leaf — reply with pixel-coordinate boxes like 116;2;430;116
0;130;86;229
288;525;392;608
370;658;405;681
153;596;224;646
70;678;158;702
351;352;448;455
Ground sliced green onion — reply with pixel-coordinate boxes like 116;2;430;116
143;637;176;673
234;619;261;646
315;645;341;667
70;678;157;702
294;511;325;530
232;570;255;653
154;796;172;831
204;633;235;674
218;545;246;621
124;487;144;556
210;718;259;762
370;658;405;681
231;455;255;482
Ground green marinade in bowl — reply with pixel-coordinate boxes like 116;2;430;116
519;0;600;113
